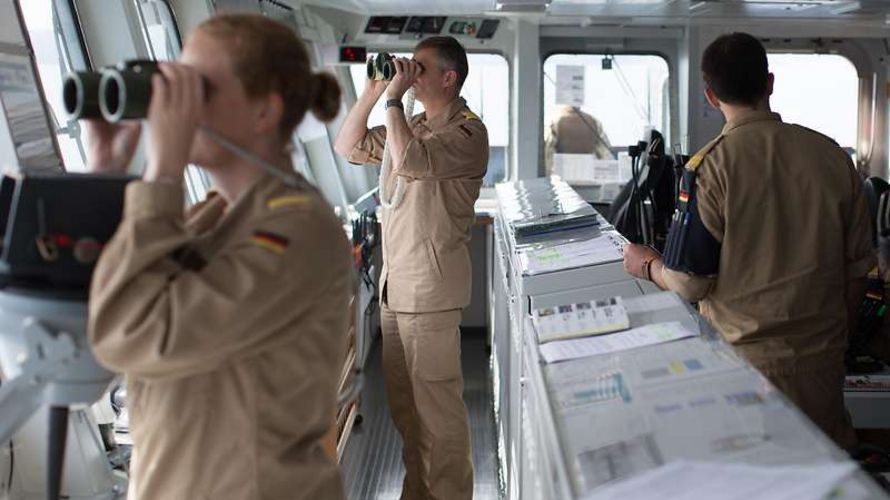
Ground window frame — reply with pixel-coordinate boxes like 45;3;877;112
760;38;870;171
16;0;95;171
764;50;860;156
57;0;92;70
133;0;184;61
540;50;673;154
131;0;214;203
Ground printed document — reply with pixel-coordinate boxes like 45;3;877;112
533;297;630;343
520;232;624;275
582;460;856;500
539;321;696;364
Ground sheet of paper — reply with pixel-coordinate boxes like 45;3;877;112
597;182;624;203
519;232;624;275
623;292;685;314
636;369;835;467
546;342;836;494
554;154;596;185
582;460;856;500
556;65;585;107
540;321;696;364
555;155;624;186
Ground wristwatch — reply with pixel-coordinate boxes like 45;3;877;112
385;99;404;111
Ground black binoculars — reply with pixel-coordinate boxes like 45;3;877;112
63;60;160;122
64;60;211;122
366;53;424;81
367;52;396;81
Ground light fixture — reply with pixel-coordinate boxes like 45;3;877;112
493;0;553;12
828;1;861;14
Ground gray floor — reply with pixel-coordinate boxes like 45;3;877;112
340;328;503;500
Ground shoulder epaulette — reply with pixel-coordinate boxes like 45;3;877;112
686;134;726;171
462;110;480;121
266;194;312;211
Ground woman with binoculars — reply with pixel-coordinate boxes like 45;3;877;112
85;13;352;500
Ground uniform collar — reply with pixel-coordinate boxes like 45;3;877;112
557;106;580;117
722;110;782;134
423;97;467;129
188;173;280;234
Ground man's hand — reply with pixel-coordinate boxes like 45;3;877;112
364;57;389;100
84;120;142;174
386;58;422;101
623;243;662;280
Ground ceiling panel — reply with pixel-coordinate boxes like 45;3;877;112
309;0;496;15
308;0;890;18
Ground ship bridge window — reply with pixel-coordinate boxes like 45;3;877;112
351;52;510;187
133;0;212;203
134;0;182;62
543;53;671;165
18;0;91;172
767;53;858;156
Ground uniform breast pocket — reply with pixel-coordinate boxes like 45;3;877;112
424;238;443;281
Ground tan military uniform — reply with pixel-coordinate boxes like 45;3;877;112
88;174;352;500
346;96;488;500
662;111;874;448
544;106;613;176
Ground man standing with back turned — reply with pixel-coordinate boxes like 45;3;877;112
335;36;488;499
623;33;873;449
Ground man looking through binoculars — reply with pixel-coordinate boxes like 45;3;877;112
335;36;488;500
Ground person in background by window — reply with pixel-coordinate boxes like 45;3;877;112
544;105;613;176
623;32;873;449
86;14;350;500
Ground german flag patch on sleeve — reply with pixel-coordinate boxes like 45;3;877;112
250;230;289;255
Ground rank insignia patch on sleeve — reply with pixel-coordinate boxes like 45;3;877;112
267;195;310;210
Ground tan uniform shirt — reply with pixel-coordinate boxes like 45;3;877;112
544;106;613;176
663;111;875;372
346;97;489;313
88;175;351;500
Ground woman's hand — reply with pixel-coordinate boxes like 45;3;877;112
144;62;204;184
84;120;141;174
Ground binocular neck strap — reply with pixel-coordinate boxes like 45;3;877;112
379;88;415;211
198;126;300;189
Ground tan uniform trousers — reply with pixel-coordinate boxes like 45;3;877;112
755;359;857;450
381;304;474;500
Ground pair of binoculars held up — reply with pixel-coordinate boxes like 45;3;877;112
64;60;169;122
366;53;425;81
367;52;396;81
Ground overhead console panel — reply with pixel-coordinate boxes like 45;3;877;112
363;15;500;40
364;16;408;34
